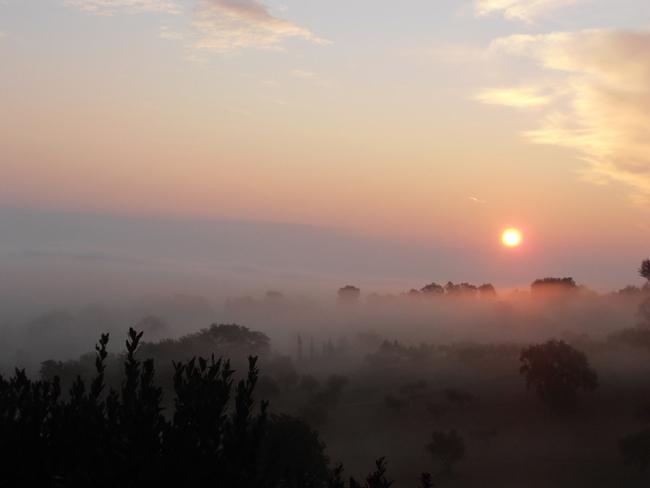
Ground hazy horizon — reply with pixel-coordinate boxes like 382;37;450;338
1;205;646;308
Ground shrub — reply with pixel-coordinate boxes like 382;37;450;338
519;339;598;412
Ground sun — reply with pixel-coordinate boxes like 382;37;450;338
501;228;522;248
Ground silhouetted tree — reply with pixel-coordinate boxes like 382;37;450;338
443;388;474;410
363;457;393;488
620;429;650;472
619;285;643;296
478;283;497;298
639;260;650;326
420;283;444;296
469;428;498;444
365;340;435;366
426;402;448;420
519;340;598;412
443;282;478;297
298;375;349;427
269;355;299;391
619;262;650;475
329;458;431;488
384;394;407;414
607;327;650;350
641;260;650;281
299;374;321;394
426;430;465;475
41;323;273;395
0;329;270;487
419;473;434;488
261;414;330;488
298;333;304;361
400;380;427;398
531;277;577;296
266;290;285;301
4;329;438;488
338;286;361;305
257;375;282;398
337;285;361;305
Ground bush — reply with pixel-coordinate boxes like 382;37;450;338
0;329;264;487
426;429;465;475
1;329;431;487
620;429;650;472
519;339;598;412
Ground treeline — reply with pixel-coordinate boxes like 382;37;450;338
1;328;435;487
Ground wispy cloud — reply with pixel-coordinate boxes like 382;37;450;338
475;86;551;107
192;0;330;53
475;0;581;22
159;25;184;40
64;0;180;15
480;29;650;199
290;69;317;79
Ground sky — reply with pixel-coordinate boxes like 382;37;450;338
1;0;649;292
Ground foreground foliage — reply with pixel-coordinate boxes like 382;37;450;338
0;329;433;487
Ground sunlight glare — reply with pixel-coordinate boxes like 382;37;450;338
501;228;522;248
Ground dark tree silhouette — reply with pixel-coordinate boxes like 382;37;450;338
618;285;644;296
362;457;393;488
329;458;433;488
299;374;321;394
519;340;598;412
444;282;478;297
3;329;439;487
641;260;650;281
298;333;304;361
620;429;650;472
426;430;465;475
530;277;577;296
608;327;650;350
478;283;497;298
0;329;325;487
40;323;273;395
426;402;448;420
618;261;650;473
418;473;435;488
261;414;331;487
638;259;650;326
443;388;474;410
384;394;407;414
299;375;349;427
420;283;444;295
338;285;361;305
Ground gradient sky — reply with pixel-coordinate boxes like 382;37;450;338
1;0;649;290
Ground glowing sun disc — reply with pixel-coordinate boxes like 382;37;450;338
501;228;522;248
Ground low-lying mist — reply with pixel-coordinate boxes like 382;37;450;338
1;279;645;376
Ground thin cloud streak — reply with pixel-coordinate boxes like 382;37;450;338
159;25;184;40
64;0;180;15
475;86;552;108
475;0;581;22
290;69;317;79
